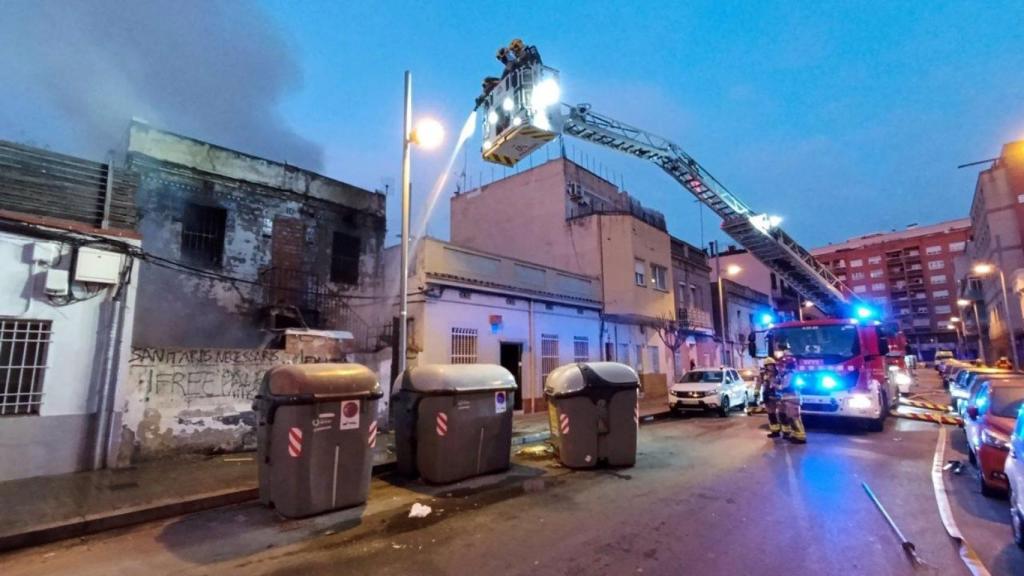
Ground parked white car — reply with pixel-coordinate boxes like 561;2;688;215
1005;405;1024;548
668;368;749;417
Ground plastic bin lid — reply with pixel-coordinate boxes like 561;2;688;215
264;363;382;399
544;362;639;397
399;364;517;394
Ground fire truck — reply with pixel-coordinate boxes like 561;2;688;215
473;40;906;430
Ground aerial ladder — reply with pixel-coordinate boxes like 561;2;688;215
475;40;857;317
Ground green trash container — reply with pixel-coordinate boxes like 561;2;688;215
394;364;517;484
254;363;382;518
544;362;639;469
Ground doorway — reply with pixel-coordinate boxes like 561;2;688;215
499;342;523;410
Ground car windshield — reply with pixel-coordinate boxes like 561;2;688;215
772;324;860;359
679;371;723;383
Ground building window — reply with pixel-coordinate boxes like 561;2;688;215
927;260;945;271
949;241;966;252
851;271;865;280
850;259;863;268
541;334;560;383
330;232;361;284
935;304;952;314
933;289;949;298
853;285;867;294
648;345;660;374
874;296;888;304
770;272;777;290
635;344;645;372
573;336;589;363
634;260;645;286
617;343;630;365
651;264;668;291
868;255;882;265
450;327;478;364
677;283;688;306
0;320;52;416
871;282;885;291
869;269;883;278
181;203;227;266
925;245;942;255
930;275;947;285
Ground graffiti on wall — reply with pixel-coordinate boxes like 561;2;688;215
129;348;285;403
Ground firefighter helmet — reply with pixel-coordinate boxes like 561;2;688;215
496;46;509;63
509;38;525;56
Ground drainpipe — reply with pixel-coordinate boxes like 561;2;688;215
528;298;535;413
92;285;127;470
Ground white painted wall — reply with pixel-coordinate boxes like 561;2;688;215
0;230;139;481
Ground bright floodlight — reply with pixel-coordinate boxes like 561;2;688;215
768;215;783;227
487;110;498;125
803;300;814;308
512;116;522;127
957;299;971;307
414;118;445;150
973;263;995;275
726;264;742;276
950;316;961;322
532;77;560;109
946;324;956;330
502;97;514;112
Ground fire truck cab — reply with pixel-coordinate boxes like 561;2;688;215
750;318;902;431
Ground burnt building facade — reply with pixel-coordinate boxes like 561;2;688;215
127;121;386;351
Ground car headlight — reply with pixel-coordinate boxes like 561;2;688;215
848;394;873;410
981;429;1010;450
894;372;912;386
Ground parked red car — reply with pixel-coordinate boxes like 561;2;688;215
965;375;1024;496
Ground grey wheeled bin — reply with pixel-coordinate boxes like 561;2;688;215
393;364;517;484
544;362;640;469
254;363;382;518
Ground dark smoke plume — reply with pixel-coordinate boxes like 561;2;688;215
0;0;322;169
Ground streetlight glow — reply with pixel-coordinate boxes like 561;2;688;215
726;264;742;276
957;298;971;307
950;316;961;322
973;263;995;275
413;118;445;149
803;300;814;308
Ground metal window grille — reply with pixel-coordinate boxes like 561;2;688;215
648;346;660;374
450;327;478;364
573;336;589;363
330;231;362;285
0;320;52;416
541;334;559;383
181;203;227;266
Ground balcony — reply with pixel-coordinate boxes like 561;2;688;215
677;306;713;332
259;267;382;351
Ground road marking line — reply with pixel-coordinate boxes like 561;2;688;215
931;425;991;576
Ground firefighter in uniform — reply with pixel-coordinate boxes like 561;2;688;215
776;349;807;444
760;357;784;437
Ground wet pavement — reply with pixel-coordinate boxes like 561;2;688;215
1;372;1021;575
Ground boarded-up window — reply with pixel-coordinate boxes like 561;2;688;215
181;203;226;267
541;334;560;383
450;328;478;364
331;232;361;285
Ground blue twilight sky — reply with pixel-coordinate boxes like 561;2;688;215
3;1;1023;251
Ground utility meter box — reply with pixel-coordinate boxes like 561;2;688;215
74;247;123;284
479;56;561;167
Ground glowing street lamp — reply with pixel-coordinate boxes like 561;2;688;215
957;298;971;308
398;71;445;375
972;262;1017;369
725;264;742;276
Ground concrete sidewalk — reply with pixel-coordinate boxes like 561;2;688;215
0;397;670;552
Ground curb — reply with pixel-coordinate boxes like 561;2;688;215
1;412;672;553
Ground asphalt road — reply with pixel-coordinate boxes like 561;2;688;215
2;372;1021;575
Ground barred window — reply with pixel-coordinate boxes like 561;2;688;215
1;320;52;416
648;345;660;374
541;334;560;383
450;327;478;364
181;203;227;267
573;336;589;363
617;343;630;365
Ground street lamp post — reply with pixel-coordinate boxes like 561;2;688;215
973;263;1019;369
711;240;741;366
398;71;444;377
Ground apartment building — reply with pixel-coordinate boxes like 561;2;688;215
960;140;1024;363
669;236;716;372
450;157;675;391
811;219;971;356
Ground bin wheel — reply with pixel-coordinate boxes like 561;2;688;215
718;396;730;418
1013;505;1024;548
